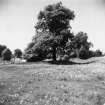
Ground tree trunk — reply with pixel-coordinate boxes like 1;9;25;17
76;49;80;58
76;45;83;58
52;47;56;61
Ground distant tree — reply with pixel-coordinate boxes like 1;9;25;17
26;2;75;61
0;45;7;57
2;48;12;61
70;32;93;59
95;49;103;57
14;49;22;58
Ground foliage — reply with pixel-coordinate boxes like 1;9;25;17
24;46;49;62
88;50;103;57
36;2;75;33
33;2;75;61
2;48;12;61
25;42;35;52
25;2;75;61
0;44;7;57
24;31;52;62
14;49;22;58
94;49;103;57
25;2;103;61
24;54;45;62
69;32;93;59
79;50;90;59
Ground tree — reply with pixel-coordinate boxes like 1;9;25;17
95;49;103;57
2;48;12;61
28;2;75;61
70;32;93;59
14;49;22;58
25;31;53;61
0;44;7;57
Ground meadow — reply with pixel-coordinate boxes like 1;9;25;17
0;57;105;105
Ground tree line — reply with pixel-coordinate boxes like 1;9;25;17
24;2;103;62
0;44;22;62
0;2;103;63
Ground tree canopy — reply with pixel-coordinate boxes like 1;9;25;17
24;2;99;62
14;49;22;58
36;2;75;33
25;2;75;61
2;48;12;61
0;44;7;57
70;32;93;58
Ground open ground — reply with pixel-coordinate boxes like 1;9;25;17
0;57;105;105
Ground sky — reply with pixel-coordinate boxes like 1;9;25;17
0;0;105;52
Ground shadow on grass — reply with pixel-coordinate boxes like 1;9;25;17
9;59;97;66
42;60;96;65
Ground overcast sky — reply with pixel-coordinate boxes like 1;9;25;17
0;0;105;52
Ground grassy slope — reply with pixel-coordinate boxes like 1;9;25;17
0;57;105;105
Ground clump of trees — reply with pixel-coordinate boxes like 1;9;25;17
0;44;12;62
24;2;103;62
88;49;103;58
25;2;75;61
0;2;103;63
67;32;93;59
0;44;23;63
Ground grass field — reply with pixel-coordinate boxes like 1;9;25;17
0;57;105;105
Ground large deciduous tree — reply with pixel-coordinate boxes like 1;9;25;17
27;2;75;61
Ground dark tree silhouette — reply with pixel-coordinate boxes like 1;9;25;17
0;44;7;57
2;48;12;61
14;49;22;58
25;2;98;61
95;49;103;57
70;32;93;58
31;2;75;61
25;31;54;62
